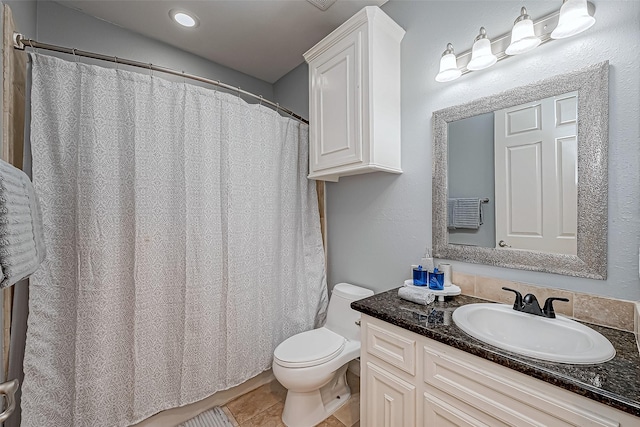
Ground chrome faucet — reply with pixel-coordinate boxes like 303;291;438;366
502;287;569;319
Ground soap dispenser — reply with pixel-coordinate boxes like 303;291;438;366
421;250;435;273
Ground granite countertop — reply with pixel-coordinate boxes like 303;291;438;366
351;289;640;418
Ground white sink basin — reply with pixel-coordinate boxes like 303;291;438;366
452;303;616;364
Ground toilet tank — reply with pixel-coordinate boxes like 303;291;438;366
324;283;374;342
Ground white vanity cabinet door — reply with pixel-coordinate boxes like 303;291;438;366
365;362;416;427
304;6;405;182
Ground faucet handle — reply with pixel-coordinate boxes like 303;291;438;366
522;293;544;316
542;297;570;318
502;287;523;310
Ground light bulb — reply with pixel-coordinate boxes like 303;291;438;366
170;10;199;28
435;43;461;83
506;7;541;55
467;27;498;71
551;0;595;39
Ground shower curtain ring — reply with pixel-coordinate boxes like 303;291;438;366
259;95;263;106
236;87;241;100
276;103;280;113
114;56;118;70
148;63;153;77
29;39;38;55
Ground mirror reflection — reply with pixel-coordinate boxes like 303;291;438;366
447;92;578;256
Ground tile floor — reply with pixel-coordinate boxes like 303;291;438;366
222;371;361;427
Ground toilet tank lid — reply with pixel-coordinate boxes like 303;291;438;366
332;283;374;300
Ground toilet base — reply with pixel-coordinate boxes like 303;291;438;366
281;364;351;427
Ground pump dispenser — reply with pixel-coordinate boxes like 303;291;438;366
421;249;435;272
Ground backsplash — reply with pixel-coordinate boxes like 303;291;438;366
453;271;637;332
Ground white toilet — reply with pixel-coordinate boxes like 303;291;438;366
272;282;374;427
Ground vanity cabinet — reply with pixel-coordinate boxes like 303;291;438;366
303;6;405;182
361;315;637;426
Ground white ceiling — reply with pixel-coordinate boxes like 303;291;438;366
56;0;387;83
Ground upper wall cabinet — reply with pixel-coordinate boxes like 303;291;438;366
304;6;405;182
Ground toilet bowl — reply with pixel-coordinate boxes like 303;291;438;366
272;283;373;427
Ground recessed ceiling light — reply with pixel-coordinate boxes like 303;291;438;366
170;9;198;28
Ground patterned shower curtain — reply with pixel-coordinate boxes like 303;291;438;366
21;54;327;427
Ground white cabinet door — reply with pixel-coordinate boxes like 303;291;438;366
494;92;577;255
365;362;416;427
309;26;363;173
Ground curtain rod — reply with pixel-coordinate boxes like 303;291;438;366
12;32;309;125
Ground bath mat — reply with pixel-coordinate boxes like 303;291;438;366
179;407;234;427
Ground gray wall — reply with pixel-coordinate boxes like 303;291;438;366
5;1;36;37
273;63;310;122
448;113;495;248
274;1;640;300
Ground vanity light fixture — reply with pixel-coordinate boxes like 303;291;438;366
551;0;596;39
505;7;541;55
170;10;199;28
435;43;462;82
467;27;498;71
433;2;596;82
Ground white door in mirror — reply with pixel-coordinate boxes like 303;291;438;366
494;92;577;255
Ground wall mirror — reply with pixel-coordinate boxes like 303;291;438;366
432;62;609;279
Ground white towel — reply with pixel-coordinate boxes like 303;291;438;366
179;407;234;427
0;159;46;288
447;198;483;229
398;286;436;305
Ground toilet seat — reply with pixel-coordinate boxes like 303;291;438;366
274;327;346;368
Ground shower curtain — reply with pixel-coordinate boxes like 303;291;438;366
21;54;328;427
